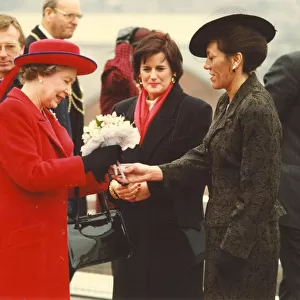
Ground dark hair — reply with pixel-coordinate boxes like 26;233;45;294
132;31;183;81
214;25;267;73
19;64;60;83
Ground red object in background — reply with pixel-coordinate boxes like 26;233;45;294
99;43;139;115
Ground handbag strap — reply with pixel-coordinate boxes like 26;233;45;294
99;191;113;221
74;188;113;228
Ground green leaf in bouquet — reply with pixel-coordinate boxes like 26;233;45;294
96;119;103;128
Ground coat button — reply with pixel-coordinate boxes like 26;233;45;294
63;200;66;205
61;229;66;235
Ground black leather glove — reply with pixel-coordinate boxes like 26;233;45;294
116;27;139;45
215;246;246;282
81;145;121;182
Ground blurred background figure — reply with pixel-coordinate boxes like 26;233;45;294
264;51;300;300
0;14;25;102
108;31;212;300
99;26;150;115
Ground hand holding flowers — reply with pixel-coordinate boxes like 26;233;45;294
81;112;140;181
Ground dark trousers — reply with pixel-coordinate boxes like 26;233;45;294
113;260;204;300
279;225;300;300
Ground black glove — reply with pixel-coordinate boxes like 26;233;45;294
81;145;121;182
116;27;139;45
215;246;246;282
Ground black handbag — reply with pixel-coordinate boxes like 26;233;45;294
68;188;132;271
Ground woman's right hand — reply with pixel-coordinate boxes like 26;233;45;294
112;163;163;184
111;180;141;202
111;180;151;202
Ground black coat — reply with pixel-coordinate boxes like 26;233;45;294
264;51;300;229
0;77;22;103
25;25;84;154
111;83;212;299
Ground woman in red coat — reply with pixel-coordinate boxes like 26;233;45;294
0;39;120;299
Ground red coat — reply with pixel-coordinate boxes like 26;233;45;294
0;88;108;299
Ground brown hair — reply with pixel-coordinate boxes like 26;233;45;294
0;14;26;47
214;25;267;73
19;64;60;83
132;31;183;81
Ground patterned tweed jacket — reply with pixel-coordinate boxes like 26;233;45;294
160;73;286;259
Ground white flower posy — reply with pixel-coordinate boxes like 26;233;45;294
81;112;140;157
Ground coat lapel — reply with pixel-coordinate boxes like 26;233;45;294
204;73;260;148
30;25;47;41
42;110;69;157
38;119;68;157
124;99;137;122
9;89;68;157
139;84;184;162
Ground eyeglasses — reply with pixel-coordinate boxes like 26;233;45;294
54;8;83;20
0;44;20;56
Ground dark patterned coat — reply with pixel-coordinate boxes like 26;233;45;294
160;73;285;300
25;25;84;155
111;83;212;299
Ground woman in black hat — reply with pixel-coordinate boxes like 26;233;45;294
114;14;286;300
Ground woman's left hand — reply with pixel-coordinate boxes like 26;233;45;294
117;181;150;202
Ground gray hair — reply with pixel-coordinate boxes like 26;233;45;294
42;0;58;16
19;64;60;83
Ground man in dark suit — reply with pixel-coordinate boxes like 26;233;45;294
25;0;85;281
0;14;25;102
264;52;300;300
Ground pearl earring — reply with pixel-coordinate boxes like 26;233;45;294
39;79;43;83
171;74;176;84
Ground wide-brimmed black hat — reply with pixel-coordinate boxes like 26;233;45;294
189;14;276;57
